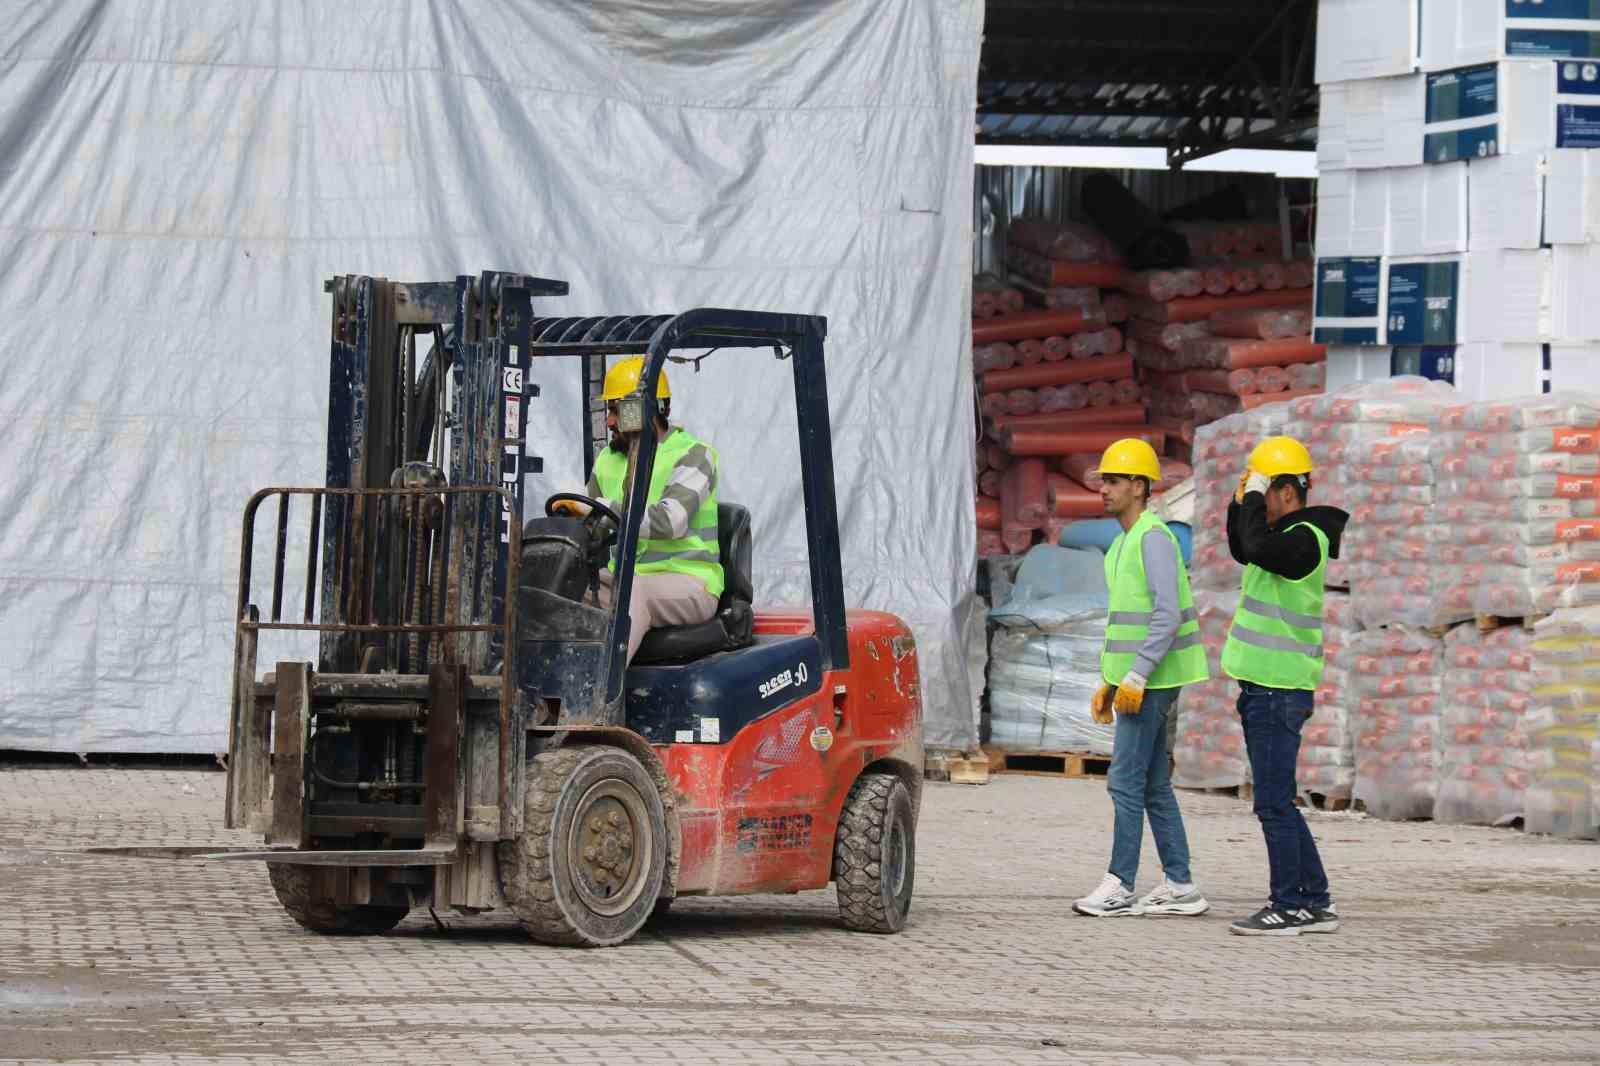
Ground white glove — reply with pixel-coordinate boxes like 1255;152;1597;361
1244;472;1271;497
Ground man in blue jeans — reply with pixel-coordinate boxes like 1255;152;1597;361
1223;436;1349;936
1073;439;1210;918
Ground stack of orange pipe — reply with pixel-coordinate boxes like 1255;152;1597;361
997;425;1164;457
981;352;1134;394
1132;287;1311;324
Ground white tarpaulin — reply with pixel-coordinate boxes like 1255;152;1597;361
0;2;984;753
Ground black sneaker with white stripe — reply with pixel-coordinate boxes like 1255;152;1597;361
1229;905;1311;936
1299;904;1340;933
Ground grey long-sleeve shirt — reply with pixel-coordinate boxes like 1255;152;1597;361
1130;528;1182;680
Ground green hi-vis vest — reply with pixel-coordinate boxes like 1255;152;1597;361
1221;521;1330;691
593;429;724;599
1101;509;1208;689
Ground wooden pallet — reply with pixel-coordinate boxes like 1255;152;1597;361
948;755;992;785
1298;791;1355;813
1180;782;1254;803
923;748;991;785
1476;613;1548;634
985;748;1111;779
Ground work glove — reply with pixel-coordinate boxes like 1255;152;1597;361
551;499;591;517
1240;471;1271;500
1112;670;1148;715
1090;683;1114;726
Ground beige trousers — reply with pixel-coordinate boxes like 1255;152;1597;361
597;570;719;663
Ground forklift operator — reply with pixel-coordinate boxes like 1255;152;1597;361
556;357;723;663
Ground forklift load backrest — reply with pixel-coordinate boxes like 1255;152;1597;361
632;502;753;665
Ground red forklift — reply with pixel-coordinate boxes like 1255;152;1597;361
215;272;923;946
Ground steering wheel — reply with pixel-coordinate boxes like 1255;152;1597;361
545;492;622;529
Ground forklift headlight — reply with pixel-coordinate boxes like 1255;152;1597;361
617;395;646;434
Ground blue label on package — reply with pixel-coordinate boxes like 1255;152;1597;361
1386;262;1461;346
1313;257;1383;346
1425;66;1501;162
1506;0;1600;21
1391;346;1457;385
1557;60;1600;146
1508;29;1600;58
1426;65;1501;122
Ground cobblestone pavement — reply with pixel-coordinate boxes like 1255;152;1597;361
1;766;1597;1064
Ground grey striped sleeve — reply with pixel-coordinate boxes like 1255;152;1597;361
1132;529;1181;679
645;443;717;540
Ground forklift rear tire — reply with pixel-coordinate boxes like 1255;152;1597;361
266;864;409;936
833;772;915;933
498;744;667;947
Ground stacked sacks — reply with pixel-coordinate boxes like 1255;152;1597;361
1434;624;1536;826
1298;589;1359;803
1287;378;1457;596
1187;404;1295;593
1431;394;1600;621
1340;433;1456;629
1350;627;1445;820
1172;588;1249;790
1524;609;1600;839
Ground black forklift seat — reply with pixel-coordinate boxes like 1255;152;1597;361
632;502;755;665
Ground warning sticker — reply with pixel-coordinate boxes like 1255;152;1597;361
735;813;814;853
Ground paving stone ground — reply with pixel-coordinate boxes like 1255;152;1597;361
0;765;1597;1064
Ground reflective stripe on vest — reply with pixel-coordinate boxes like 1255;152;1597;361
1221;521;1329;691
594;429;724;599
1100;509;1209;689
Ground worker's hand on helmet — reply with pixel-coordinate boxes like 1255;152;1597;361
551;499;591;518
1090;683;1114;726
1236;469;1270;502
1112;671;1147;715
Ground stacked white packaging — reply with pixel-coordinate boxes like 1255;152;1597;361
1524;608;1600;838
1298;589;1360;803
1350;627;1446;820
1172;589;1248;790
1430;394;1600;620
1315;0;1600;398
1434;623;1536;826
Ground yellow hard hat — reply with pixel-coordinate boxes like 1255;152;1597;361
1248;436;1314;477
601;356;670;401
1097;438;1162;481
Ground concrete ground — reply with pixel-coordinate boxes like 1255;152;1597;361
0;766;1597;1065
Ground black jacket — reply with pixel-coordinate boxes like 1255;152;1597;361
1226;494;1349;582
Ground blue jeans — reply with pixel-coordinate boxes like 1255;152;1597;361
1237;682;1330;911
1107;685;1192;889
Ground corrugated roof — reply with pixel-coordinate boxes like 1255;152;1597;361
978;0;1319;162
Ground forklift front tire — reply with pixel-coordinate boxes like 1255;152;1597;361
498;744;668;947
833;772;915;933
266;864;410;936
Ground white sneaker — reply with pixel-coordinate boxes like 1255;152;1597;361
1136;879;1211;917
1073;873;1137;917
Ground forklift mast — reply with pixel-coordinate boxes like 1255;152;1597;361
318;272;568;676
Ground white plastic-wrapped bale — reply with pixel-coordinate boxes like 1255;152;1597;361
1431;395;1600;621
1524;609;1600;839
986;615;1116;756
985;546;1116;756
1298;589;1360;803
1173;589;1249;789
1351;627;1445;821
1433;624;1536;827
